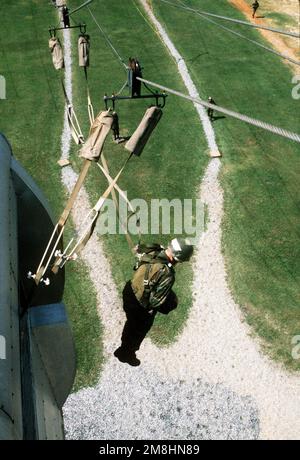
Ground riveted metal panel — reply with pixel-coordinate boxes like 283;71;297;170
0;134;23;440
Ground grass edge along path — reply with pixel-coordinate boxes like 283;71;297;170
152;0;300;371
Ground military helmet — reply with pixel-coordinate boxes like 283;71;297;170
169;238;194;262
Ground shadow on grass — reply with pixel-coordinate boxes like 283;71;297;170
211;115;226;122
188;51;209;64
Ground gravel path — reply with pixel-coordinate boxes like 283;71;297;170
62;2;300;440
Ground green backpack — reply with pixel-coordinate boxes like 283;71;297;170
131;244;171;309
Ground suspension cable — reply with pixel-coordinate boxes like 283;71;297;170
87;5;128;71
158;0;300;38
157;0;300;67
137;77;300;144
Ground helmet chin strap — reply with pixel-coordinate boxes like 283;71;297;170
165;248;175;263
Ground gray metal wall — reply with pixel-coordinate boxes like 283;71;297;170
0;136;23;440
0;134;76;440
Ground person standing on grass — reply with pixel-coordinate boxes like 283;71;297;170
207;96;217;122
252;1;260;18
114;238;194;366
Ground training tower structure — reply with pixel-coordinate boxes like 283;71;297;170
0;134;76;440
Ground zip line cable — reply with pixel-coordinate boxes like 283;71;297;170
175;0;300;67
137;77;300;144
157;0;300;67
131;0;161;36
87;5;128;72
158;0;300;38
76;5;300;144
69;0;94;17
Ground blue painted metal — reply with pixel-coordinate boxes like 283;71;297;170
29;303;67;328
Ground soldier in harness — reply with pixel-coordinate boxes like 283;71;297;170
114;238;194;366
207;96;217;122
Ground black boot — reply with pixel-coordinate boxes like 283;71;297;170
114;347;141;367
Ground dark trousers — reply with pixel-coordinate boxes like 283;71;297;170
208;108;214;120
120;282;178;352
121;281;156;352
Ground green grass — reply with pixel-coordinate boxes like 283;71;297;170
0;0;103;390
263;12;298;28
153;0;300;369
67;0;209;346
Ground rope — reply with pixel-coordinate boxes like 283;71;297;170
69;0;94;17
137;77;300;144
87;5;128;71
34;159;92;283
115;78;129;96
84;67;95;126
58;154;134;267
61;78;85;144
97;160;141;252
158;0;300;67
158;0;300;38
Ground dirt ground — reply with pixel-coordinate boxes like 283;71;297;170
229;0;300;74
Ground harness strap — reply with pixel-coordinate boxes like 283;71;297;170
138;256;172;309
84;67;95;127
100;154;136;252
34;159;92;284
56;153;133;269
61;78;85;145
58;159;91;228
140;263;152;307
97;158;142;253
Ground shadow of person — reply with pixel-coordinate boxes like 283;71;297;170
211;115;226;122
114;282;178;366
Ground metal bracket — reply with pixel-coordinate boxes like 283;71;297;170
103;92;168;111
27;271;50;286
49;23;87;37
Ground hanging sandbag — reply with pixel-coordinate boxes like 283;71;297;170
79;110;114;161
78;34;90;67
49;37;64;70
125;106;163;156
